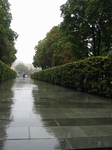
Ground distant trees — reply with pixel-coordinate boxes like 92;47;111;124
16;64;28;75
16;63;34;76
0;0;18;66
33;0;112;69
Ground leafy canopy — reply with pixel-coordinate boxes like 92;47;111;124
0;0;18;66
60;0;112;57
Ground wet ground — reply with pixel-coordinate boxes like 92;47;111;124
0;78;112;150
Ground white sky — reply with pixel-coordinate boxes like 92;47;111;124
8;0;67;64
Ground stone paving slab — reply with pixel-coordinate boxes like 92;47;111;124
0;127;29;140
9;118;57;127
55;118;112;126
0;139;70;150
80;125;112;137
33;102;112;108
67;136;112;149
30;126;87;139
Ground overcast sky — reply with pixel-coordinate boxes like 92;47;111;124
8;0;67;64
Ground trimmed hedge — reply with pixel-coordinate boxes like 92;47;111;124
31;56;112;98
0;61;16;82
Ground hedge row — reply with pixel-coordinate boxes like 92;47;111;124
31;56;112;98
0;61;16;82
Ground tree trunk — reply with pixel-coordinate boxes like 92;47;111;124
97;22;102;56
97;29;101;56
92;25;96;56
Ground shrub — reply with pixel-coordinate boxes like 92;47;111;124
31;56;112;98
0;61;16;82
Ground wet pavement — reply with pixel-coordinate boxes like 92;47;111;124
0;78;112;150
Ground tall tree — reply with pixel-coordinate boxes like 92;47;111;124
33;26;76;69
0;0;18;66
46;26;75;67
60;0;90;59
33;39;47;70
46;26;60;67
60;0;112;58
85;0;112;55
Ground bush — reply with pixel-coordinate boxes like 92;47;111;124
108;51;112;59
31;56;112;98
0;61;16;82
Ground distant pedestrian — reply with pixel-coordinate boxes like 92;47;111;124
23;74;25;78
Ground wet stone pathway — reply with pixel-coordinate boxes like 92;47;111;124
0;78;112;150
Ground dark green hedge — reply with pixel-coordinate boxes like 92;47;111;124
0;61;16;82
31;56;112;98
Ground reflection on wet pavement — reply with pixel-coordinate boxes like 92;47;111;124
0;78;112;149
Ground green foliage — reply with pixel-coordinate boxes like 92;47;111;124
107;51;112;60
31;57;112;98
60;0;112;57
33;39;47;70
16;63;28;75
33;26;76;69
16;63;34;76
60;0;89;59
0;60;16;82
0;0;18;66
